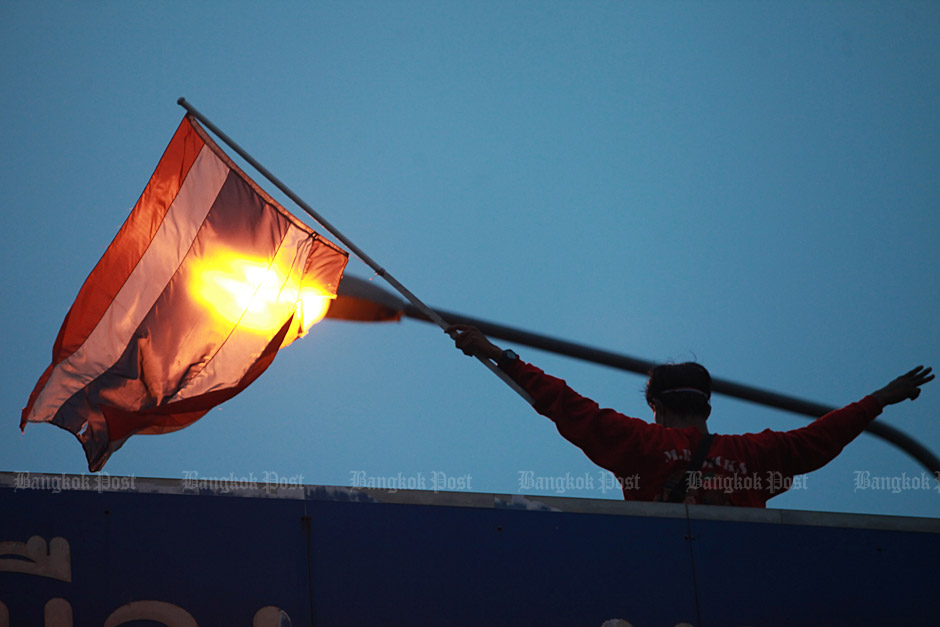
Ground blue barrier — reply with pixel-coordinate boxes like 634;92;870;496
2;472;937;626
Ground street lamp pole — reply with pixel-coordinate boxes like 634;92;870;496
326;275;940;481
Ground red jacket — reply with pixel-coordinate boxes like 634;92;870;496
504;359;883;507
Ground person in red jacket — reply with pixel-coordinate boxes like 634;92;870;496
449;325;934;507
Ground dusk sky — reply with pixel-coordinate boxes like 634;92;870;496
3;2;939;518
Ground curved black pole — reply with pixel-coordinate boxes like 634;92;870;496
329;275;940;481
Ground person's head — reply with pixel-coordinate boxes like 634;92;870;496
646;362;712;428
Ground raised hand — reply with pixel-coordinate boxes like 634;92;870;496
871;366;934;406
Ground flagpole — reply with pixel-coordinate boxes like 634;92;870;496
177;98;534;405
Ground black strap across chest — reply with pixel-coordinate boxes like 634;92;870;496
666;433;715;504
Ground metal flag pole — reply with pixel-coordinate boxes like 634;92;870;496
176;98;534;405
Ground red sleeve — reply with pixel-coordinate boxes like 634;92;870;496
503;359;683;475
722;396;884;477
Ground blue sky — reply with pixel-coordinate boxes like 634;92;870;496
2;1;938;517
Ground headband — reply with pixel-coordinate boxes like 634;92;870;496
659;387;710;398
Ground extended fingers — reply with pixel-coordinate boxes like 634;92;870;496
904;365;933;401
908;366;933;384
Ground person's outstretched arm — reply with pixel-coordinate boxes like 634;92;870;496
870;365;934;406
728;366;934;477
448;324;675;474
